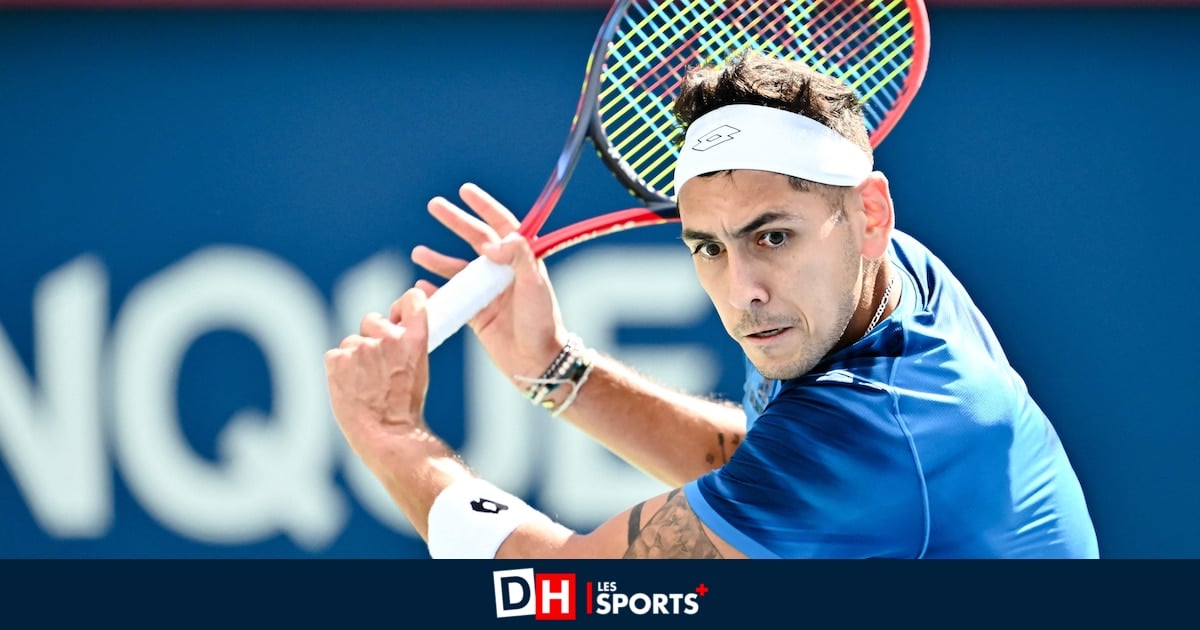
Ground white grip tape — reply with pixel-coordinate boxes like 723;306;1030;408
427;477;538;559
424;255;515;353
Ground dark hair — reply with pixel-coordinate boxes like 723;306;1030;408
672;49;872;195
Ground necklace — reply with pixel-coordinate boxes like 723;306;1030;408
865;275;895;334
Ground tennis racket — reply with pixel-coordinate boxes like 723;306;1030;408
425;0;931;353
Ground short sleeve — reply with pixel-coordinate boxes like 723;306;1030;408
687;383;927;559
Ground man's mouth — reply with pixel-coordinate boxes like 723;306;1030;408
747;327;788;339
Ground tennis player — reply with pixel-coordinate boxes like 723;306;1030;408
325;51;1099;558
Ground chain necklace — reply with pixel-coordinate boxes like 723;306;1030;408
865;275;895;334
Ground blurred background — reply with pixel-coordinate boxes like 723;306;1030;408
1;0;1197;558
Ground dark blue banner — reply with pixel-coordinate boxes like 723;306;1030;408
7;559;1193;626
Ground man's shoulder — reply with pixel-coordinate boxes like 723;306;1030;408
785;368;891;393
889;229;938;275
763;368;894;425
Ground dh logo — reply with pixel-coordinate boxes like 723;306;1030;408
691;124;741;151
493;568;576;620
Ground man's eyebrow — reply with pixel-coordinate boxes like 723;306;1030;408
731;211;793;239
681;227;715;242
681;211;797;242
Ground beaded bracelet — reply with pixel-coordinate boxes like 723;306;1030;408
515;334;595;417
524;335;578;405
546;352;595;418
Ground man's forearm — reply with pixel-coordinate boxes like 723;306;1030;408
554;352;747;487
365;430;474;541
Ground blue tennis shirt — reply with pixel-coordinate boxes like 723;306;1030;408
684;230;1099;558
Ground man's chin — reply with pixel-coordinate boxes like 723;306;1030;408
745;354;805;381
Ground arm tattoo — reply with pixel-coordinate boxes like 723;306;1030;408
705;431;743;466
626;489;671;547
624;489;722;558
627;501;644;547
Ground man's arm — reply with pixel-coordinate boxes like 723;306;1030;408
550;353;747;487
412;184;746;487
359;421;743;559
325;288;745;559
503;482;742;559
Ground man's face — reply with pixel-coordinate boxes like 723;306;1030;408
679;169;863;380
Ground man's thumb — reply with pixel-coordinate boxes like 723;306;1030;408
484;232;535;274
397;287;429;348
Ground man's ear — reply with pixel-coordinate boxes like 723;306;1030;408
855;171;895;261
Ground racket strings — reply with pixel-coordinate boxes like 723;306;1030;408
598;0;744;178
595;0;919;199
620;2;821;186
619;1;804;132
603;1;785;192
602;0;777;131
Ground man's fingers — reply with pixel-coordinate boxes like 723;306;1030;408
413;279;439;297
482;231;535;269
388;294;405;323
411;245;469;280
389;286;434;331
378;288;429;371
459;183;521;236
359;312;399;339
427;195;500;254
395;287;429;342
418;184;523;277
323;347;345;369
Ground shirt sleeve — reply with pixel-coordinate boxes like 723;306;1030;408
686;382;929;559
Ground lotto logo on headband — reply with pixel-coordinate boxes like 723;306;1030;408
493;569;577;620
691;124;741;151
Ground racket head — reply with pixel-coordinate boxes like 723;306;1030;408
591;0;931;203
529;0;931;259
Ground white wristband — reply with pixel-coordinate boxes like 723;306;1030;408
426;478;538;559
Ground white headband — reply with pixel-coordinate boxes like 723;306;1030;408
673;104;872;193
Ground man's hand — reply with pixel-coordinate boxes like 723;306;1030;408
411;183;570;388
325;287;432;473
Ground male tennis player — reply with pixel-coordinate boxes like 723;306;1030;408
325;51;1099;558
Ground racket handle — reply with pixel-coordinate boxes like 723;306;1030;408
424;255;516;353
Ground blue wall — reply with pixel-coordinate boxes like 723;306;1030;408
1;7;1197;558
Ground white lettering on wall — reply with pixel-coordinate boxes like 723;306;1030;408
0;255;109;536
108;246;343;550
0;244;726;551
